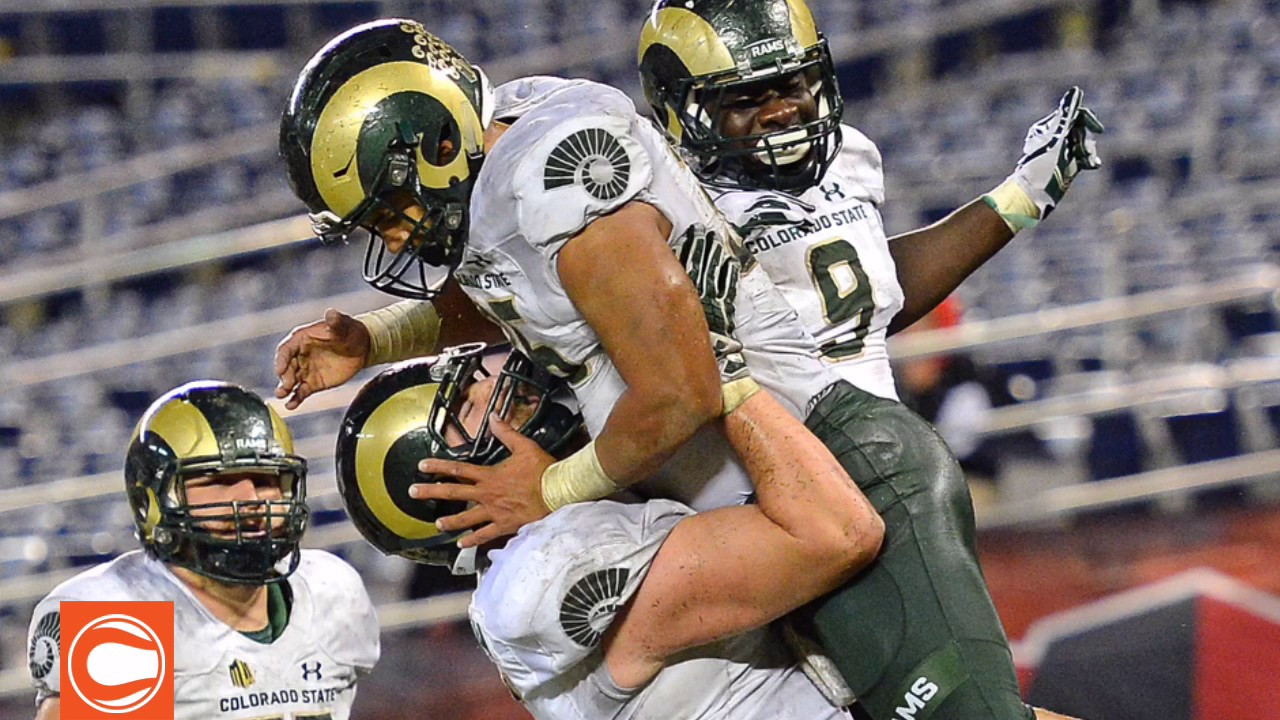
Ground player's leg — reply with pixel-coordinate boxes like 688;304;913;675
800;381;1033;720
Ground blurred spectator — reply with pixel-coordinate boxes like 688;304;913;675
896;297;1011;499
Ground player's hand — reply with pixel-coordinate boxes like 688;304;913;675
273;308;371;410
677;223;749;382
993;87;1105;231
411;414;555;548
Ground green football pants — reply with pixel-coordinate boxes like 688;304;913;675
801;381;1033;720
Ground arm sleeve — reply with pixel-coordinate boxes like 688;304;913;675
355;300;441;366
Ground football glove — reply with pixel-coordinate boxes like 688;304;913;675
677;223;750;383
984;86;1104;233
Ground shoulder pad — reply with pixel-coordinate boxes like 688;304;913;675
471;499;690;695
501;90;653;255
493;76;594;121
293;550;380;671
27;599;62;700
26;555;150;701
835;124;885;205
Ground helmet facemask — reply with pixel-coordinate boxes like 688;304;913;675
147;454;309;586
336;345;583;574
126;382;309;586
665;40;843;192
425;344;578;466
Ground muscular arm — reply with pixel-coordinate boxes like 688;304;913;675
556;201;724;485
886;198;1012;335
603;389;884;688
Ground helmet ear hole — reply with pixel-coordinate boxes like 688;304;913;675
428;122;458;166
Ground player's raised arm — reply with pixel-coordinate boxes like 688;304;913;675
887;88;1104;334
602;384;884;688
414;205;761;548
411;203;731;547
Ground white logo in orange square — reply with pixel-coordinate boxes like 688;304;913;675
60;601;174;719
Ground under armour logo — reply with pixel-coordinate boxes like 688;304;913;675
301;661;323;681
820;182;846;202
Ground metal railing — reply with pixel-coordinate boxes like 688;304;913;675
887;265;1280;360
977;448;1280;529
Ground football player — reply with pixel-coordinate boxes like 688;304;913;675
638;0;1103;399
636;2;1102;717
26;382;379;720
276;20;1076;720
335;345;884;719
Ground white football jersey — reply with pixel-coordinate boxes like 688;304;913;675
470;500;850;720
713;125;904;400
460;76;843;511
27;550;379;719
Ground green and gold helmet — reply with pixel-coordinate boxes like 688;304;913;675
125;382;308;585
280;19;494;299
336;344;582;573
638;0;843;191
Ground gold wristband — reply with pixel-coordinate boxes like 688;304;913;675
721;377;762;415
540;440;617;512
356;300;441;366
982;179;1041;234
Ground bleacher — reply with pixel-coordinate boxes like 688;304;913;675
1;0;1279;708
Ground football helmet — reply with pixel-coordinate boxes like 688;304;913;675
280;19;494;299
638;0;844;191
336;344;582;572
125;381;308;585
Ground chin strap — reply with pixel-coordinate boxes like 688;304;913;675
451;546;479;576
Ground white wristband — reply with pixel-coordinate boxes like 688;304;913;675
355;301;441;366
721;377;761;415
982;178;1041;234
540;440;617;512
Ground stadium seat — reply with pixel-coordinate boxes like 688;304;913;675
1087;411;1146;482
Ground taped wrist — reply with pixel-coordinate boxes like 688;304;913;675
982;178;1041;234
540;440;617;512
721;377;761;415
356;301;441;366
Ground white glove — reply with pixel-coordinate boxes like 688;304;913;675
984;86;1104;233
